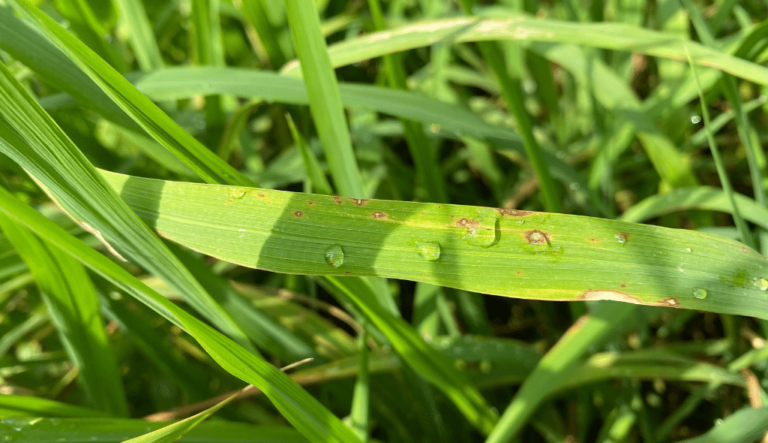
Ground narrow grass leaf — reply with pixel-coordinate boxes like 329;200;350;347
0;215;128;416
0;187;362;443
621;187;768;231
281;15;768;87
9;0;253;186
100;171;768;320
113;0;164;71
0;59;256;353
0;395;111;418
676;407;768;443
286;113;333;195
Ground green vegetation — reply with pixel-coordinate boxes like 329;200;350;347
0;0;767;442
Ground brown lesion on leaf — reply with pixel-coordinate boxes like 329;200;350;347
659;298;679;307
454;218;479;228
351;198;369;206
497;208;532;217
307;201;315;206
741;246;750;253
587;237;601;244
257;193;265;198
371;212;387;219
525;230;550;245
617;232;630;242
578;290;641;304
620;283;627;288
332;196;343;205
515;270;522;276
224;199;234;205
293;210;303;217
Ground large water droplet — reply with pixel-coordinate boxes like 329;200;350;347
615;234;627;246
693;288;708;300
759;278;768;291
690;114;702;124
415;241;441;261
463;209;499;248
324;244;344;268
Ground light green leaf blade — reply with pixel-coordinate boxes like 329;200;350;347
284;0;365;198
100;171;768;320
282;15;768;87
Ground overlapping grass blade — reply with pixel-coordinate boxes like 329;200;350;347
485;302;635;442
7;0;253;186
0;216;128;416
0;418;307;442
284;0;365;199
281;15;768;87
113;0;164;71
0;395;111;418
677;407;768;443
620;187;768;231
100;171;768;320
0;186;362;443
0;60;257;354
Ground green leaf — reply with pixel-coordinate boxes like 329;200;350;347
9;0;253;186
0;58;257;355
0;215;128;416
100;170;768;320
0;186;362;443
282;15;768;87
676;407;768;443
284;0;365;199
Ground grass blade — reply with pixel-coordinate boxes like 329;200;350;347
9;0;253;186
113;0;164;71
284;0;365;199
0;57;256;354
0;215;128;416
100;170;768;320
0;186;362;443
282;15;768;87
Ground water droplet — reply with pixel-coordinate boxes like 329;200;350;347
463;209;499;248
685;248;692;253
415;241;441;261
227;187;247;199
714;419;723;426
690;114;701;124
324;244;345;268
693;288;708;300
759;278;768;291
615;234;627;246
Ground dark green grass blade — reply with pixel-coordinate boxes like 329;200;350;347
0;216;128;416
0;187;362;443
8;0;253;186
0;60;257;354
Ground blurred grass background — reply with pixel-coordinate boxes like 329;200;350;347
0;0;768;442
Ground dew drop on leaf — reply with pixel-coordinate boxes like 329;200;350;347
228;187;247;199
759;278;768;291
464;209;499;248
324;244;344;268
615;234;627;246
415;241;441;261
693;288;708;300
